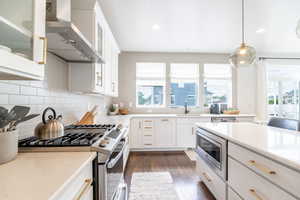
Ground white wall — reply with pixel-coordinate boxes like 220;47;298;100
0;53;111;139
115;51;254;114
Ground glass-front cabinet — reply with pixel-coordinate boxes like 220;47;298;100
0;0;46;80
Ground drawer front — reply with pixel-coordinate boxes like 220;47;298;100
143;119;154;127
143;130;153;136
52;160;93;200
228;187;242;200
196;156;226;200
228;157;296;200
143;135;154;144
229;142;300;198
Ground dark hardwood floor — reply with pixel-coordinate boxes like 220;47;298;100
125;151;216;200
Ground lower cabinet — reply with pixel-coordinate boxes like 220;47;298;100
228;157;296;200
176;118;210;148
130;118;177;149
228;187;242;200
196;155;226;200
51;158;94;200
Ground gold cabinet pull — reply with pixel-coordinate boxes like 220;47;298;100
144;120;153;122
161;119;169;122
38;36;47;64
248;160;276;175
74;179;93;200
202;172;212;182
249;189;264;200
144;127;152;129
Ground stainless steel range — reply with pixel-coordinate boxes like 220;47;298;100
19;124;128;200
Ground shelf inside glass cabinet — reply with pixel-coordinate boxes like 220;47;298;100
0;16;32;52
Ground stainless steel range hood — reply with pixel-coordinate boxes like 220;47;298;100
46;0;104;63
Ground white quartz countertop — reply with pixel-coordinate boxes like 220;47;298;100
0;152;96;200
109;113;256;119
195;122;300;171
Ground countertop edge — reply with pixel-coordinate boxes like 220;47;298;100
195;123;300;173
49;152;97;200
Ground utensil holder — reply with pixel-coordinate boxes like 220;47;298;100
0;130;18;164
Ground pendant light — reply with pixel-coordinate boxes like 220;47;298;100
229;0;256;67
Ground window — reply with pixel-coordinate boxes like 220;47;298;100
203;64;232;108
170;64;199;106
267;64;300;119
136;63;166;107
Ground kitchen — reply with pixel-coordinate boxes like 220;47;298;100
0;0;300;200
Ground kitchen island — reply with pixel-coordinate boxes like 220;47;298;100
195;122;300;200
0;152;96;200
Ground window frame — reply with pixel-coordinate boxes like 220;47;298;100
135;62;167;108
135;62;234;110
169;63;200;107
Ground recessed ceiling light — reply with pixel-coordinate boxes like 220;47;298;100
256;28;265;33
152;24;160;30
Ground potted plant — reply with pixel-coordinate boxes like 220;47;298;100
0;106;39;164
109;104;119;116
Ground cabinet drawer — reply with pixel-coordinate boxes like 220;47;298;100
52;159;93;200
143;135;154;145
196;156;226;200
143;120;153;127
143;130;153;136
229;142;300;198
228;187;242;200
228;157;296;200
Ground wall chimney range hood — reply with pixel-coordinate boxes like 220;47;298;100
46;0;104;63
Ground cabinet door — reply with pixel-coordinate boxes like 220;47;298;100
0;0;45;80
129;119;143;149
104;33;112;95
111;44;119;97
177;123;195;148
155;118;176;147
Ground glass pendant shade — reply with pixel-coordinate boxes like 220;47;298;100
229;0;256;67
229;43;256;67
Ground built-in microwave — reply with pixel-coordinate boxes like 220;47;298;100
195;128;227;180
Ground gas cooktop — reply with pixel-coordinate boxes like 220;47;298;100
19;124;116;148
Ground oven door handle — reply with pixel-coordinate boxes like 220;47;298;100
107;142;126;169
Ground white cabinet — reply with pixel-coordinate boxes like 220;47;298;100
228;157;296;200
68;0;119;96
0;0;46;80
51;158;94;200
196;155;226;200
129;119;143;149
228;142;300;198
155;118;176;147
129;118;177;149
228;187;242;200
176;118;210;148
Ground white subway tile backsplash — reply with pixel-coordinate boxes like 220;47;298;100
20;86;37;96
29;96;44;105
37;88;49;96
0;94;9;104
9;95;29;105
0;82;20;94
0;54;111;139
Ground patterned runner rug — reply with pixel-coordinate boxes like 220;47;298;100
129;172;180;200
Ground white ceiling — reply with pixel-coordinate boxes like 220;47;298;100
98;0;300;55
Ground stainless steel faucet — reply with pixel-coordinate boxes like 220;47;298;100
184;102;189;114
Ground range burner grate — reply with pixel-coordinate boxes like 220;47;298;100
18;132;105;147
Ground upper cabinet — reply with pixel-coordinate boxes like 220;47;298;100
0;0;46;80
69;0;120;96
